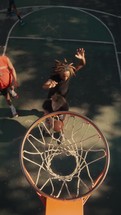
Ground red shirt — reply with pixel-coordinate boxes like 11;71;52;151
0;56;13;90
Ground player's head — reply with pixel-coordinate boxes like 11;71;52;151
54;59;76;80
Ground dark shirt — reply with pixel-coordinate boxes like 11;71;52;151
47;74;71;98
42;99;69;113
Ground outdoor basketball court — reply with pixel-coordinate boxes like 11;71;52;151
0;1;121;215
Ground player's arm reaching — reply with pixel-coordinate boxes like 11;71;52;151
42;79;58;89
7;57;18;87
42;48;86;90
74;48;86;72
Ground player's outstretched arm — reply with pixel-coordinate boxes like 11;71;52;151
42;79;58;89
75;48;86;72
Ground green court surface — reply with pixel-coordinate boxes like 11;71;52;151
0;2;121;215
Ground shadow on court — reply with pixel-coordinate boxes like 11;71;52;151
0;117;45;215
0;3;121;215
0;108;43;118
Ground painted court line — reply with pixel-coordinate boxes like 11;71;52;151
9;36;114;45
2;5;121;84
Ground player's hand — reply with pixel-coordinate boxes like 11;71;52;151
75;48;85;60
14;81;19;88
49;80;58;88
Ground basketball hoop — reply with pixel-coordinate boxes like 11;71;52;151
20;111;110;214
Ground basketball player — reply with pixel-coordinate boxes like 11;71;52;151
7;0;24;25
0;55;18;117
42;48;86;98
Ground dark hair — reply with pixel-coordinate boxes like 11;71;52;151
53;59;76;76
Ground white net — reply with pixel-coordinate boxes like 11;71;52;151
21;112;110;200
